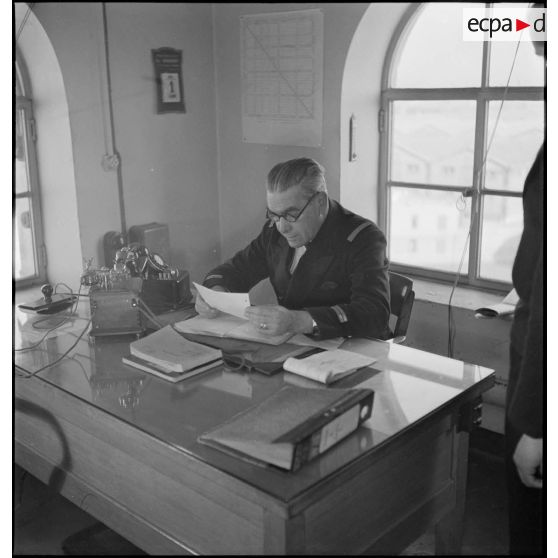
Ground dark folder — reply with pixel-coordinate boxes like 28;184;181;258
199;385;374;471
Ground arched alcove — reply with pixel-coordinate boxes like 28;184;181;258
339;3;410;224
15;4;82;287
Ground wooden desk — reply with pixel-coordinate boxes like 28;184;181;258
14;305;494;555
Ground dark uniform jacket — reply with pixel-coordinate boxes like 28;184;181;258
509;141;545;439
203;199;391;340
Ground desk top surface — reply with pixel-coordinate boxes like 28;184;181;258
14;301;494;503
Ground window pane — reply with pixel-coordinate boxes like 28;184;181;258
489;40;546;87
489;4;546;87
15;108;31;195
14;196;38;281
485;101;545;192
389;187;471;273
391;101;476;186
392;3;482;88
479;195;523;282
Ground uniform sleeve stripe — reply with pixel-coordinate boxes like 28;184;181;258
205;274;224;281
347;222;372;242
331;305;348;323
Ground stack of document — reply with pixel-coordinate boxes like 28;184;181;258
283;349;377;385
175;283;292;345
122;325;222;382
178;283;344;348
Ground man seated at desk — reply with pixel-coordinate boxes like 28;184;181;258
196;157;391;341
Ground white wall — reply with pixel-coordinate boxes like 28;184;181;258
103;3;221;282
18;2;221;284
340;3;410;222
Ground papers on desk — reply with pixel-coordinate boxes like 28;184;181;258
193;282;250;319
187;283;292;343
122;325;222;382
283;349;377;385
474;288;518;319
191;282;344;349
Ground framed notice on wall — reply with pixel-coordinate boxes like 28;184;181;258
152;48;186;114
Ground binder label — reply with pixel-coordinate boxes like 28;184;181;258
319;405;360;453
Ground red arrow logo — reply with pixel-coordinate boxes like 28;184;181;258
516;19;530;31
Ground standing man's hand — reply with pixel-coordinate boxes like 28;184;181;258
194;285;227;319
244;305;313;336
513;434;543;488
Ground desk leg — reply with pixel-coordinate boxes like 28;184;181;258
434;428;470;555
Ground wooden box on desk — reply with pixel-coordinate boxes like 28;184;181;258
89;288;143;337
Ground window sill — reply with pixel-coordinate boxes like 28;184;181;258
409;276;512;316
15;285;43;305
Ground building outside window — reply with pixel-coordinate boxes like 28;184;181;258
14;53;47;287
379;3;545;289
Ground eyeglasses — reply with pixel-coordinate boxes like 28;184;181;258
266;191;320;224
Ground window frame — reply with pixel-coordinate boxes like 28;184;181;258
378;3;545;292
14;50;47;288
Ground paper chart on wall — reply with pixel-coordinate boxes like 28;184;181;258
240;9;323;147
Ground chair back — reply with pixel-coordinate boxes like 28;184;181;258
388;272;415;343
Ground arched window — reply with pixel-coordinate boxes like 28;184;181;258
379;3;545;289
15;52;47;286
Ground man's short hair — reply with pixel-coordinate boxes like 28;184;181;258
266;158;327;198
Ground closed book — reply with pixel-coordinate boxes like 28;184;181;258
174;314;292;346
283;349;377;384
122;354;220;383
199;385;374;471
129;325;222;372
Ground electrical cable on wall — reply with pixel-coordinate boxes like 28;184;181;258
447;36;524;358
101;2;128;238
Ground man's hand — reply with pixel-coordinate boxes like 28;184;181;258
244;305;313;336
194;285;227;319
513;434;543;489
